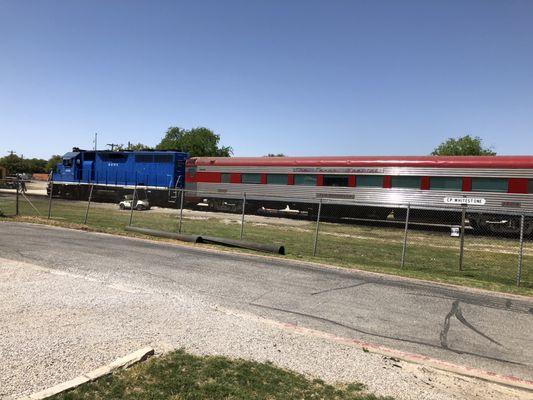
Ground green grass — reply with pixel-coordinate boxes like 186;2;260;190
1;192;531;296
49;349;390;400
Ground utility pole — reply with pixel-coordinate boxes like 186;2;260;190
7;150;16;156
106;143;121;151
93;132;98;151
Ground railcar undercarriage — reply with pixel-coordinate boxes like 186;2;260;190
469;214;533;236
195;196;533;236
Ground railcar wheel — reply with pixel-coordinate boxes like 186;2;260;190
526;220;533;236
468;218;486;233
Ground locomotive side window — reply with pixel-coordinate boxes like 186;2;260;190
529;180;533;194
357;175;383;187
294;174;317;186
241;173;262;184
471;178;508;193
221;173;231;183
155;154;173;163
429;177;462;191
323;175;349;187
101;153;127;162
266;174;288;185
391;176;421;189
135;154;153;163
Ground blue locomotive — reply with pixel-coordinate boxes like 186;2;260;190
50;148;188;205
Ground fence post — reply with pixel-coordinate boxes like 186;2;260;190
313;199;323;256
128;186;137;226
516;214;525;287
47;181;54;219
15;177;19;216
178;188;185;234
459;205;466;271
400;203;411;268
240;192;247;240
84;184;94;224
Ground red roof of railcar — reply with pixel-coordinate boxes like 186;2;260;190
188;156;533;169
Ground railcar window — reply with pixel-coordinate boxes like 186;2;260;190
471;178;508;193
63;159;73;167
100;153;127;161
155;154;173;163
221;173;231;183
529;180;533;194
323;175;349;187
241;173;262;184
135;154;153;163
357;175;383;187
294;174;317;186
429;177;462;191
266;174;288;185
391;176;421;189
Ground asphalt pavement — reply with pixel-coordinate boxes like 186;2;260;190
1;221;532;399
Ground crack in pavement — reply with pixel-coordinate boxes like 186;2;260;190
440;300;502;350
311;282;368;296
248;302;525;366
406;292;531;315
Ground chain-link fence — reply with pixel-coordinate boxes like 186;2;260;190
0;180;18;217
2;183;531;291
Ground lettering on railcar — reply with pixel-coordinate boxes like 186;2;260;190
293;167;384;174
501;201;521;208
444;197;486;205
316;193;355;200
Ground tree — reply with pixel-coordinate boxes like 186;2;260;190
0;154;48;174
45;155;62;172
156;127;232;157
112;142;151;151
431;135;496;156
0;154;25;174
126;142;151;151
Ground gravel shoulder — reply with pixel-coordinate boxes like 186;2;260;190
0;254;530;400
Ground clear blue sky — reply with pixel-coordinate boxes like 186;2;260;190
1;0;532;159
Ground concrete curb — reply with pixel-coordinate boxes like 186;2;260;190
22;347;154;400
219;306;533;393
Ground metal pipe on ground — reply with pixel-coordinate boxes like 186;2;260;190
124;226;285;255
201;235;285;255
125;226;202;243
